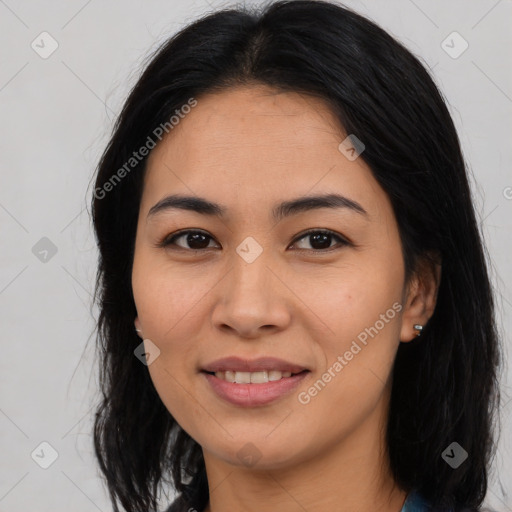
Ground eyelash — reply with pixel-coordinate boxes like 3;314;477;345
156;229;350;254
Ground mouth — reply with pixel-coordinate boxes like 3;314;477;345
201;355;309;375
201;369;310;407
201;369;309;383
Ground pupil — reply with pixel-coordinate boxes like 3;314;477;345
183;232;332;250
310;233;331;249
188;233;209;249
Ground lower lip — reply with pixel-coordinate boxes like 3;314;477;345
202;371;309;407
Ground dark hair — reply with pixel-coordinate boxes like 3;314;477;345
90;1;503;511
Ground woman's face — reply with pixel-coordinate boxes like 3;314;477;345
132;85;426;470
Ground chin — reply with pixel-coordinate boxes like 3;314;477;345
203;434;306;471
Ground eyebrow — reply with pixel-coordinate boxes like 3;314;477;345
147;193;368;223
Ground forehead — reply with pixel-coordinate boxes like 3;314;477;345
146;86;342;174
141;86;390;223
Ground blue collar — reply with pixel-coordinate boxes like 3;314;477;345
401;490;430;512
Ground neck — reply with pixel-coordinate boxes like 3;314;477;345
201;387;406;512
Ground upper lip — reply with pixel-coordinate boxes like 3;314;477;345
201;356;308;374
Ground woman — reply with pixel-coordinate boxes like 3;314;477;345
90;1;502;511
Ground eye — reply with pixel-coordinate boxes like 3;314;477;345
156;228;350;253
157;230;219;251
289;229;349;252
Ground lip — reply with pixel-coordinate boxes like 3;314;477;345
201;356;308;374
202;370;310;407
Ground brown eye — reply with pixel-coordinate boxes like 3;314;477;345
159;230;219;251
157;228;349;253
290;230;349;252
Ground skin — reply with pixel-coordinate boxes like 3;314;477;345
132;85;441;512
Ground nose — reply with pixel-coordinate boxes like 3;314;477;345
211;250;292;339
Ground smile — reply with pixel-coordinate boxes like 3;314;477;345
208;370;300;383
202;370;310;407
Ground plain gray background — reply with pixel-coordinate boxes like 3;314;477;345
1;0;511;510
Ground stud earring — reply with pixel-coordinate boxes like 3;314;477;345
413;324;423;337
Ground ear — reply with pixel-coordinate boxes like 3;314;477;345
400;253;442;342
134;317;143;339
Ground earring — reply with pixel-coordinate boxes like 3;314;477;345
413;324;423;337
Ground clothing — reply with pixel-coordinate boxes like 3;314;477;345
401;490;431;512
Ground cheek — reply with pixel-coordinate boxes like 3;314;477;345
293;271;402;439
292;256;403;342
132;265;208;426
291;258;403;417
132;255;214;342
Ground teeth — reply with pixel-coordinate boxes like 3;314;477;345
225;371;236;383
213;370;293;383
249;371;267;383
269;370;290;381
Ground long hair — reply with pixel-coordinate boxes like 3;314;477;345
90;1;502;511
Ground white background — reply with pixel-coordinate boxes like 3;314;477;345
0;0;511;511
